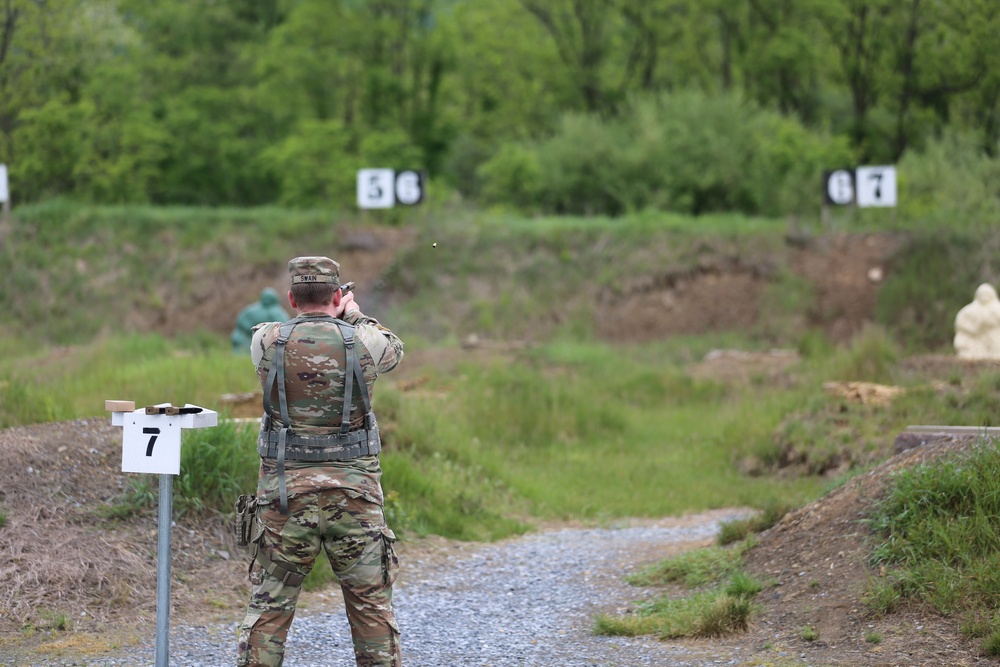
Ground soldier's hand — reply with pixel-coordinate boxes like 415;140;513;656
335;290;360;318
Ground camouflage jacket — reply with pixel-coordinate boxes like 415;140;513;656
250;309;403;504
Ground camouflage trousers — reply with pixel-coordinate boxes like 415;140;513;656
237;489;401;667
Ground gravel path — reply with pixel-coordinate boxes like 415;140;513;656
23;510;750;667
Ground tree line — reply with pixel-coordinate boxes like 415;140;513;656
0;0;997;216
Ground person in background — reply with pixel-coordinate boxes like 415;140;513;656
231;288;290;353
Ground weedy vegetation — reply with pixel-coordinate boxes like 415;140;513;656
867;436;1000;656
595;539;765;639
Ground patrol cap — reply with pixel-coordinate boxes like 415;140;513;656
288;256;341;285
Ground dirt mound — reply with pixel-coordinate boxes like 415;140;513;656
597;233;901;344
705;435;987;666
0;419;248;648
144;225;413;338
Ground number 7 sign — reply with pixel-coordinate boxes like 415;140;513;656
855;166;897;208
109;401;218;475
122;415;182;474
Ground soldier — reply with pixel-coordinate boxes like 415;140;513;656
237;256;404;667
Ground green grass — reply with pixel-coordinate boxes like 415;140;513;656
717;501;793;545
0;330;827;541
627;539;754;588
0;333;258;428
866;436;1000;653
595;542;765;639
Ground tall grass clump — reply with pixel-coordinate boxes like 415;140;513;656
107;418;260;518
717;502;793;545
627;540;753;588
867;437;1000;653
596;541;764;639
173;418;260;514
0;378;72;428
824;325;900;384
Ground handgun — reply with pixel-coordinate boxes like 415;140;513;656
340;281;356;294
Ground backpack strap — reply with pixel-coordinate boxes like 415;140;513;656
262;319;301;515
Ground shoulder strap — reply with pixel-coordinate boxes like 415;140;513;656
335;321;372;434
262;319;301;514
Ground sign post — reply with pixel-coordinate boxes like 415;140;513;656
0;163;10;225
822;169;855;230
107;400;218;667
822;165;897;227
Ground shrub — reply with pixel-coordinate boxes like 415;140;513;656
897;130;1000;231
476;89;854;218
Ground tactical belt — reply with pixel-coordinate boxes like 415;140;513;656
260;314;379;515
258;420;381;461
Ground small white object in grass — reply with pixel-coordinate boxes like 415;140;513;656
432;242;437;248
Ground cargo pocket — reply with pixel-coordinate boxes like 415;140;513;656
380;526;399;587
236;611;262;667
246;510;266;584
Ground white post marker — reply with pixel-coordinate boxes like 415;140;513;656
0;163;9;224
107;400;218;667
0;164;9;203
855;165;897;208
357;168;396;209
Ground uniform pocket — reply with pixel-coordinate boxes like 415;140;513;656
380;526;399;587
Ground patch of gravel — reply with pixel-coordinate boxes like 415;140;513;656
19;510;750;667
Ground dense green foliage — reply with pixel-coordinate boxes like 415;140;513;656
1;0;998;217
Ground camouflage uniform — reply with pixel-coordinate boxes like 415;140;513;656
237;257;404;667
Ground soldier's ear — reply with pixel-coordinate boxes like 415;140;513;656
332;289;342;307
288;290;298;309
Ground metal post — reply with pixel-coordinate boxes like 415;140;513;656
156;473;172;667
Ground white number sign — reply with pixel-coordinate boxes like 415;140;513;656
122;414;183;475
395;170;424;205
825;169;854;205
0;164;8;203
357;169;396;209
856;166;897;208
110;403;217;475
